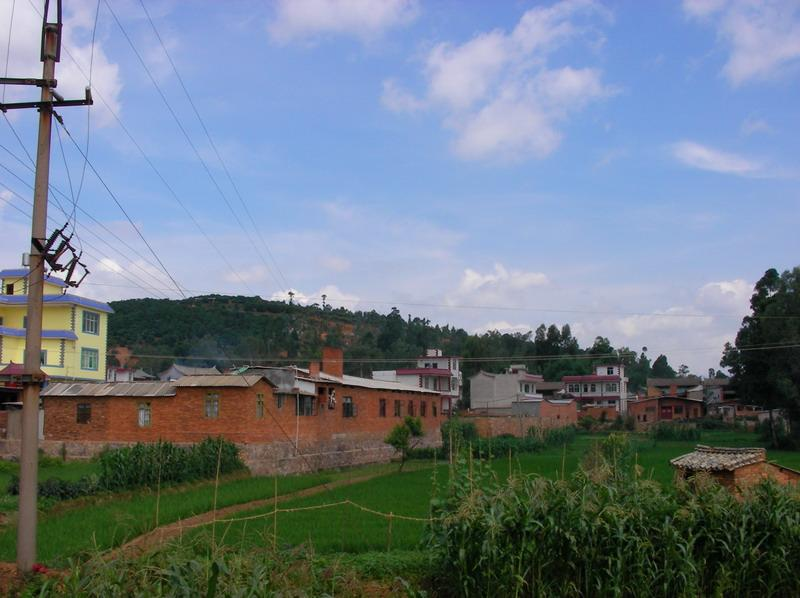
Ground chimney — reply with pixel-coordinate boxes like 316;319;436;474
321;346;344;378
308;361;320;378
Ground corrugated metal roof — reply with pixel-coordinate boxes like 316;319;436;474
670;445;766;472
297;368;440;394
42;381;176;397
171;364;221;376
172;374;270;387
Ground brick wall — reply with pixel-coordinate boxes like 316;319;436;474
467;401;577;439
582;406;618;422
628;398;704;428
41;378;443;474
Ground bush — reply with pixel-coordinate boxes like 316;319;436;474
427;435;800;597
648;422;701;441
7;474;99;501
577;415;597;431
98;437;245;492
756;417;798;450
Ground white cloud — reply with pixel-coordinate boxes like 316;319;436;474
697;279;752;312
320;255;351;273
270;284;359;309
384;0;615;161
671;140;761;175
381;78;426;113
268;0;419;44
684;0;800;85
740;117;773;136
0;0;122;127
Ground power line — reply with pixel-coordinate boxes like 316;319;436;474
93;343;800;366
103;0;283;293
21;4;258;297
137;0;290;292
53;117;188;299
0;183;171;299
1;0;16;103
0;157;188;294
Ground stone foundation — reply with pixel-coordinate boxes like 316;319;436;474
0;433;442;476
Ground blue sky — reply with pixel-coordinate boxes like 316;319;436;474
1;0;798;374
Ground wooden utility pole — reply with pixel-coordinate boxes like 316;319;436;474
0;0;92;573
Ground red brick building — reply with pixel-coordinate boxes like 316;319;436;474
628;396;704;426
39;348;443;474
466;399;578;438
671;445;800;492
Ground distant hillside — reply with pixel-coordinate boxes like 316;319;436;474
108;295;671;399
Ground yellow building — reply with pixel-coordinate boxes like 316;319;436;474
0;269;112;381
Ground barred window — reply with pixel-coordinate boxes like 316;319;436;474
76;403;91;424
205;393;219;418
342;396;354;418
379;399;386;417
138;403;151;427
256;393;265;418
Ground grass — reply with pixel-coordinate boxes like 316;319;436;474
4;429;800;565
0;460;424;565
199;430;800;555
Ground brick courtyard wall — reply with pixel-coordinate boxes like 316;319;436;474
468;401;578;439
582;406;618;422
39;378;443;475
629;398;705;429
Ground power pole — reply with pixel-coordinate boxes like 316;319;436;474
0;0;92;573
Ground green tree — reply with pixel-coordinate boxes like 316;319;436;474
651;354;676;378
385;416;423;471
721;267;800;446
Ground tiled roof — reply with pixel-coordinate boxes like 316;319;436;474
562;375;619;382
648;376;702;387
670;445;766;471
170;364;221;376
0;268;67;288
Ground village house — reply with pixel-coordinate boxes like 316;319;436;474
36;347;443;474
0;268;112;389
158;363;220;381
627;376;706;426
562;363;629;414
466;365;577;436
372;348;462;414
671;445;800;492
106;367;155;382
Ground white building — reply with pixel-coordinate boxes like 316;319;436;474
562;363;629;413
469;364;544;415
372;349;461;414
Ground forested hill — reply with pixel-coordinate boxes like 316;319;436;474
108;295;680;393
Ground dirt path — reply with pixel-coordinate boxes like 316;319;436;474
109;470;388;560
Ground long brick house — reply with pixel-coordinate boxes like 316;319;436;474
39;348;442;474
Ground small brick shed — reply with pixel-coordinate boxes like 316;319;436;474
671;445;800;491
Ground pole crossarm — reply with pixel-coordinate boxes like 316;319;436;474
0;77;57;88
0;87;92;113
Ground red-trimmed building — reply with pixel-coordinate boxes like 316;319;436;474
372;348;462;414
562;364;629;413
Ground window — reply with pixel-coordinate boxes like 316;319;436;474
379;399;386;417
408;400;415;417
23;315;27;329
40;350;47;366
674;405;684;414
433;404;437;417
138;402;151;427
80;348;99;370
606;383;618;392
394;400;402;417
205;393;219;418
5;284;13;295
256;393;265;418
568;383;580;393
0;316;3;326
296;396;315;416
343;396;354;418
76;403;91;424
82;311;100;335
421;401;427;417
590;384;596;393
607;366;614;375
276;394;285;409
583;384;589;393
